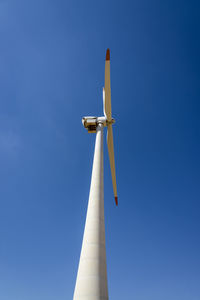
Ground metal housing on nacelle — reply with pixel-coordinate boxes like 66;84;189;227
82;116;115;133
82;116;97;133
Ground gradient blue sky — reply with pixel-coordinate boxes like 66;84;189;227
0;0;200;299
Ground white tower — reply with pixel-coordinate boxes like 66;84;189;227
73;49;118;300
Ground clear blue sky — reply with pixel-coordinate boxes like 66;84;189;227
0;0;200;299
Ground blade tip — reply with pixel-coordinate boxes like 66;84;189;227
115;196;118;206
106;48;110;61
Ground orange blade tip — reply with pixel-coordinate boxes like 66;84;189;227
115;196;118;206
106;49;110;61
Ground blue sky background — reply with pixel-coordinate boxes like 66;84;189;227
0;0;200;299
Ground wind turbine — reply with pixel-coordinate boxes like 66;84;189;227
73;49;118;300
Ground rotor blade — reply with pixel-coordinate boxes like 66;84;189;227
104;49;112;122
103;87;106;117
107;124;118;206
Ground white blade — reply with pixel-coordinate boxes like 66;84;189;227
103;87;106;117
104;49;112;122
107;124;118;205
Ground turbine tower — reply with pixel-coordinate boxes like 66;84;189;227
73;49;118;300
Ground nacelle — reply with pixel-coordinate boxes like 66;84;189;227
82;116;97;133
82;116;115;133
